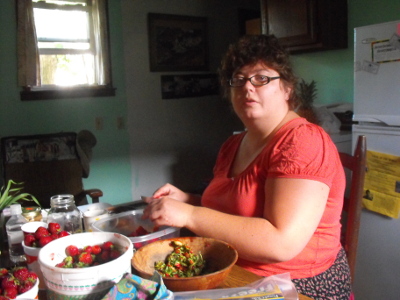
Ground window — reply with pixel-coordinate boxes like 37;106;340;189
17;0;115;100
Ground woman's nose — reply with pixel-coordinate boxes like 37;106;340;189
243;79;255;91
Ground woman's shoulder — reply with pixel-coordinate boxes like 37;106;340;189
276;117;332;145
266;118;339;176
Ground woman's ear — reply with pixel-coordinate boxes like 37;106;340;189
284;86;292;102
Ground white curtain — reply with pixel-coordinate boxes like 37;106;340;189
17;0;41;87
91;0;111;86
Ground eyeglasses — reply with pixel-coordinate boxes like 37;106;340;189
229;75;280;87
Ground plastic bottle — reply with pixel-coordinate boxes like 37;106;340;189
47;194;83;234
6;204;28;263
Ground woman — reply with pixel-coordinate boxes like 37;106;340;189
142;35;351;300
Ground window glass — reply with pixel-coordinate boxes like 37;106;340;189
34;9;90;42
39;54;94;85
33;2;92;86
18;0;114;100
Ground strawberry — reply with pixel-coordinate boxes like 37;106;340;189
39;235;53;247
92;245;102;255
56;256;73;268
26;271;38;283
0;268;8;278
58;230;70;238
65;245;79;257
18;280;34;294
135;226;149;236
133;242;143;249
99;250;110;263
83;245;93;254
12;266;29;281
3;286;18;299
1;274;17;290
110;249;121;260
78;252;93;265
48;222;61;234
34;226;50;239
24;234;37;247
102;241;114;251
0;296;10;300
55;261;67;268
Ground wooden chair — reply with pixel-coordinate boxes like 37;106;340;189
339;135;367;283
1;131;103;208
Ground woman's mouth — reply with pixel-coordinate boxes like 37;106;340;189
244;98;257;104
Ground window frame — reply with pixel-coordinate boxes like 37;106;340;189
18;0;116;101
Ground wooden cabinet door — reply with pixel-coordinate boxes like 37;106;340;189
261;0;317;47
261;0;347;53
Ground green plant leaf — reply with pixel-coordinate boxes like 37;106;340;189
0;180;41;210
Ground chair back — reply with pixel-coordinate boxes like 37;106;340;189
339;135;367;283
1;132;98;208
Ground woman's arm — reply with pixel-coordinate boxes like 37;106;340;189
144;178;329;264
188;177;329;263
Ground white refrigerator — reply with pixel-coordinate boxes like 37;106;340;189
352;20;400;299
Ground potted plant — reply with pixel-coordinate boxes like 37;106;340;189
297;79;320;125
0;180;41;254
0;179;40;210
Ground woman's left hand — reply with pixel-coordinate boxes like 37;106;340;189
142;196;194;228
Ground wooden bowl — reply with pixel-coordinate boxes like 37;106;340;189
132;237;238;292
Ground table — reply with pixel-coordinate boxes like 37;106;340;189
2;202;313;300
36;264;314;300
29;264;316;300
223;265;313;300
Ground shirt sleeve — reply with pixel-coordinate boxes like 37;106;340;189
267;123;338;187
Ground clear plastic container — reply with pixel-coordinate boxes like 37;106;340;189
6;204;28;263
91;209;180;249
47;194;83;233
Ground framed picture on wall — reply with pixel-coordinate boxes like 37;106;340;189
161;74;219;99
148;13;209;72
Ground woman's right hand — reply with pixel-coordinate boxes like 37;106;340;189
152;183;192;203
142;196;193;228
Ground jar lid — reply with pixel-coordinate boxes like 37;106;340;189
22;206;42;217
50;194;74;204
22;206;41;214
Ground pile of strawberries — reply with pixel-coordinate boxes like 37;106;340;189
55;241;123;268
0;267;38;299
24;222;70;248
127;226;160;249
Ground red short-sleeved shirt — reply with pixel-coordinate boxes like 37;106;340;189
201;118;345;279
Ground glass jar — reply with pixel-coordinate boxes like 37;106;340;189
47;194;83;234
22;206;42;222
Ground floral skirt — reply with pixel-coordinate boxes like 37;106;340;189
292;248;352;300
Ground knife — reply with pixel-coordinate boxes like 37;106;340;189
140;196;154;202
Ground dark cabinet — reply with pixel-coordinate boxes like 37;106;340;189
260;0;348;53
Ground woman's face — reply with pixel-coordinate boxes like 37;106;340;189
230;62;291;125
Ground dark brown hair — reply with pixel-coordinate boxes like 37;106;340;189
218;35;299;108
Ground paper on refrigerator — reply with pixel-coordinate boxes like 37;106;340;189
362;150;400;218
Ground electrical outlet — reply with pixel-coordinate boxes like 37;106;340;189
95;117;104;130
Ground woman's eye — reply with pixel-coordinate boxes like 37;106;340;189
257;75;268;81
233;77;246;83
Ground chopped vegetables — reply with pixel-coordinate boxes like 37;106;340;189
154;240;206;278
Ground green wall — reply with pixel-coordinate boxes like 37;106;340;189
0;0;132;205
292;0;400;106
1;0;399;205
